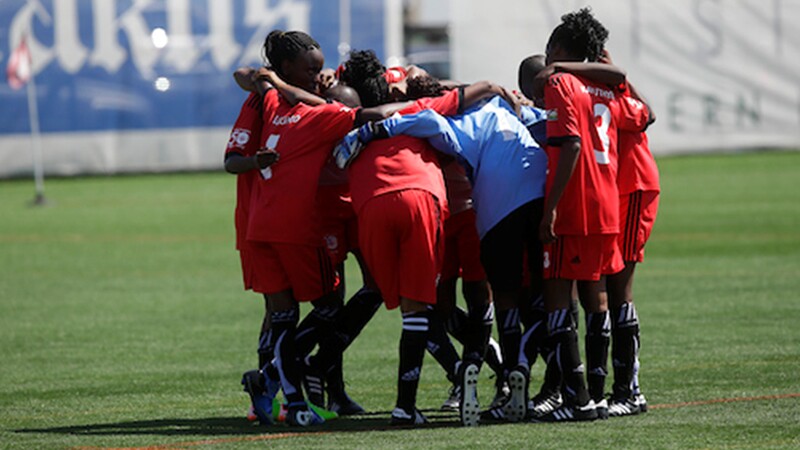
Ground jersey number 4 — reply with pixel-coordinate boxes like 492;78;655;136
260;134;280;180
593;103;611;165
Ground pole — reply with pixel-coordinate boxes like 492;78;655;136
26;72;45;205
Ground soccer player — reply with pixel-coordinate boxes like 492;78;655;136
223;69;279;422
306;83;382;415
238;29;363;427
534;8;650;422
600;53;659;417
518;53;630;418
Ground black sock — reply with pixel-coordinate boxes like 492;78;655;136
426;310;461;382
397;310;430;412
313;287;382;374
548;308;589;406
270;306;304;404
585;311;611;402
611;302;640;399
295;303;341;358
464;302;493;365
496;307;521;377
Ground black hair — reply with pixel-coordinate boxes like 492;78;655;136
405;75;447;100
518;54;547;99
547;8;609;62
340;50;390;107
263;30;320;76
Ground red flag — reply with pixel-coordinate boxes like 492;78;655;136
6;36;32;90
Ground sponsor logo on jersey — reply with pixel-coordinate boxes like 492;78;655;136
582;85;615;100
227;128;250;148
272;114;302;126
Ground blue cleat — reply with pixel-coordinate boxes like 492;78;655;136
241;369;278;425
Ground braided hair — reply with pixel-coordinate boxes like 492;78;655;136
406;75;447;100
340;50;390;107
263;30;320;76
547;8;609;62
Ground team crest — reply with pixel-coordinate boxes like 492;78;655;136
546;109;558;121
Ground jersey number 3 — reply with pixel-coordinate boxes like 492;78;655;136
593;103;611;165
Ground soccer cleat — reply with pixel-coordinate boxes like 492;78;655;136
390;407;428;426
302;360;326;408
503;369;528;423
531;400;599;423
489;381;510;409
480;403;509;422
440;384;461;411
327;389;366;416
608;396;641;417
528;390;563;418
459;363;480;427
241;369;277;425
635;393;648;413
246;404;258;422
595;398;609;420
285;401;327;427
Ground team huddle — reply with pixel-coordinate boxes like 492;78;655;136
224;8;660;428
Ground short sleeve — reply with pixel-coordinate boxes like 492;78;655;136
301;101;358;144
616;95;649;133
544;73;581;147
226;92;263;157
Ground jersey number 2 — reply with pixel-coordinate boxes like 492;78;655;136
593;103;611;165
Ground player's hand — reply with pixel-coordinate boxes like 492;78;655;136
253;149;279;169
539;209;557;244
499;85;523;118
598;49;614;65
233;67;257;92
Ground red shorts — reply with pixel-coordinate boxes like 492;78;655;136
358;189;444;309
543;234;621;281
238;242;258;292
316;184;359;266
618;190;659;263
441;209;486;282
247;240;337;301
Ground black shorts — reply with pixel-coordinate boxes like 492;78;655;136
480;198;544;293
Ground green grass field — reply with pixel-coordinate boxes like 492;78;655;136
1;151;799;449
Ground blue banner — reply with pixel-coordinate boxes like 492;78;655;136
0;0;386;135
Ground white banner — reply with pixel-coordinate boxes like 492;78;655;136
451;0;800;154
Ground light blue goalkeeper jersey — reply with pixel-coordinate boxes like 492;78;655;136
382;95;547;238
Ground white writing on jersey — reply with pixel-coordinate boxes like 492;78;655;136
227;128;250;149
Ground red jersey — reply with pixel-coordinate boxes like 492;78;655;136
617;91;660;194
226;92;264;250
544;73;648;235
247;93;357;245
348;89;461;215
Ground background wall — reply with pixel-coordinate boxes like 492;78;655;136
450;0;800;154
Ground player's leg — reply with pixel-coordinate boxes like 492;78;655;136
578;278;611;419
532;237;598;422
607;261;641;416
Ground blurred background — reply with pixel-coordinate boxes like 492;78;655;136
1;0;799;179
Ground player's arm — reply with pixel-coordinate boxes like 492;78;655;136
255;67;328;106
540;138;580;243
233;67;273;97
224;150;279;174
461;81;523;116
532;62;626;100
